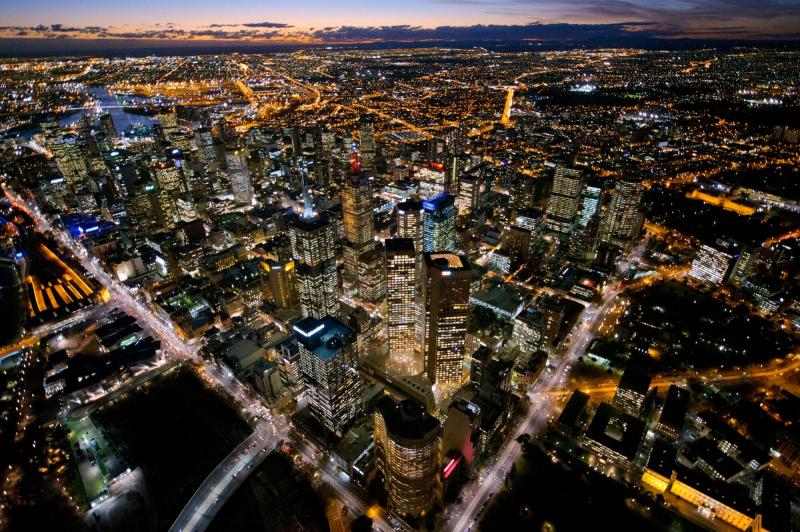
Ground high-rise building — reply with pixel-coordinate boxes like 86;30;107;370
656;385;690;441
544;166;584;236
295;315;363;436
578;177;602;228
226;149;253;205
386;239;418;374
359;115;376;172
422;193;456;252
599;176;644;249
689;241;738;285
503;225;532;268
265;258;297;309
289;200;340;319
612;366;652;418
356;246;386;305
373;396;441;517
397;199;424;252
342;152;375;289
419;252;471;386
98;113;118;139
729;245;759;286
457;174;481;216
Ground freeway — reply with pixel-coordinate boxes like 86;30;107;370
446;273;622;531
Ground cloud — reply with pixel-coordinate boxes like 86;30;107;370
307;22;656;42
208;21;292;28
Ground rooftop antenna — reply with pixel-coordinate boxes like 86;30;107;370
301;172;315;220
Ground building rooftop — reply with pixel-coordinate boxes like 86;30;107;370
376;395;441;443
585;402;646;461
293;315;355;361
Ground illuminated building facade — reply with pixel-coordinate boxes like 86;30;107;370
265;258;297;309
342;161;375;288
289;212;340;319
544;166;584;235
419;252;471;386
612;366;652;418
599;176;644;250
422;193;456;252
295;315;363;436
373;396;441;517
689;241;738;285
386;239;418;374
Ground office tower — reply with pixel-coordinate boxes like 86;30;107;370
359;115;375;172
504;225;532;268
419;252;471;386
226;149;253;205
342;152;376;289
193;127;217;164
386;239;418;374
265;258;298;309
153;161;183;192
515;208;543;234
583;402;645;469
512;307;544;353
729;245;759;286
612;366;652;418
689;241;738;285
289;194;340;319
457;174;481;216
397;200;424;253
373;396;441;517
356;246;386;304
295;315;362;436
423;193;456;252
418;166;448;199
656;385;691;441
599;176;644;249
578;177;602;227
544;166;584;236
539;296;566;349
442;398;481;468
98;113;117;139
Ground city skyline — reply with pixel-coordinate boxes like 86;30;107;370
1;0;799;55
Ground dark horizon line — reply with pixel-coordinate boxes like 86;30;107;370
1;36;799;59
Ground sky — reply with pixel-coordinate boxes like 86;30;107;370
1;0;799;50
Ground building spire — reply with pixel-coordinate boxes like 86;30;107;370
301;172;315;220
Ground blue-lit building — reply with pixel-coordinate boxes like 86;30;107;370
422;193;456;252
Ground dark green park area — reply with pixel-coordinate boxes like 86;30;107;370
93;367;250;531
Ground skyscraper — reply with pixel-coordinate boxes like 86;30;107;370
419;252;471;386
295;315;363;436
422;193;456;252
373;396;441;517
226;149;253;205
599;176;644;249
612;366;652;418
578;177;602;228
386;239;418;374
356;246;386;305
358;115;376;172
457;174;481;216
397;199;423;251
342;151;375;290
289;194;340;319
265;258;297;309
544;166;584;236
689;241;738;286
